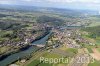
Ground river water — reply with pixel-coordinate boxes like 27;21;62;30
0;32;52;66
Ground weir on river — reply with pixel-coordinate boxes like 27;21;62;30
0;32;52;66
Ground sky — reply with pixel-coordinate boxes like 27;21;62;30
0;0;100;11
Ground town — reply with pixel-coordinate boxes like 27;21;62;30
0;3;100;66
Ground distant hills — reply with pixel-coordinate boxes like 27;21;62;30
0;4;99;17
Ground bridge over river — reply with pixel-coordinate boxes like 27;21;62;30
0;31;52;66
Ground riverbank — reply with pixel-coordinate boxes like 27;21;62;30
0;31;52;66
0;45;31;61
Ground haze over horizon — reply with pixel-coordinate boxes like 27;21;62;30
0;0;100;11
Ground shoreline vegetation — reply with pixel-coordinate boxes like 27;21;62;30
0;45;31;61
6;31;52;66
0;5;100;66
0;30;51;62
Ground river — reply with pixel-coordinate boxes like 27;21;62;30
0;32;52;66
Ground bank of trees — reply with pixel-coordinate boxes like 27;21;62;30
82;26;100;38
36;15;65;26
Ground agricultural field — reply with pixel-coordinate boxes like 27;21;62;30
88;60;100;66
0;2;100;66
26;45;78;66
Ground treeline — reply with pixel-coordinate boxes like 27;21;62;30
82;26;100;38
0;22;28;30
0;45;31;61
36;15;65;26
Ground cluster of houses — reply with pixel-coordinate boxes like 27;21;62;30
55;30;80;48
52;26;95;48
0;23;50;48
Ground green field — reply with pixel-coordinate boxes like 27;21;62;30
27;53;60;66
88;60;100;66
88;16;100;27
88;22;100;27
87;48;93;53
27;50;70;66
27;60;53;66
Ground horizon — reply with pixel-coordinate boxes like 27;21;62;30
0;0;100;11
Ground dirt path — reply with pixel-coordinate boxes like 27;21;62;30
90;48;100;61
